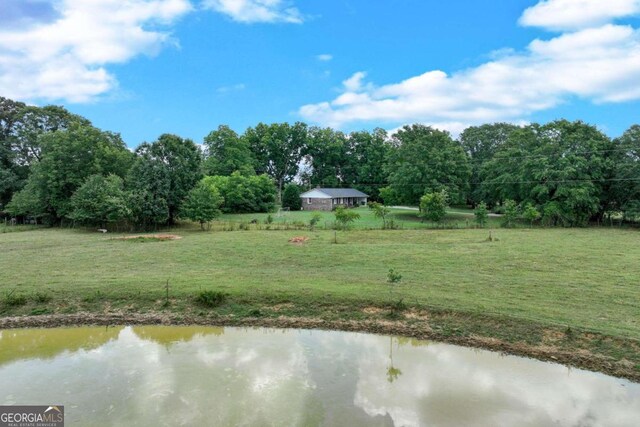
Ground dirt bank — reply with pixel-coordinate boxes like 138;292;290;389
0;312;637;383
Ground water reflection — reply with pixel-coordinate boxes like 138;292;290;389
0;326;637;427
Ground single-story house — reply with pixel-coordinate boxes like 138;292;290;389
300;188;369;211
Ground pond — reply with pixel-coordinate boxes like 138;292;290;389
0;326;638;426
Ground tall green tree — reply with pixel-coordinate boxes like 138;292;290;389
481;120;612;226
282;183;302;211
12;105;91;166
459;123;519;206
203;172;276;213
128;134;202;224
244;122;308;201
69;174;130;227
304;127;349;187
347;128;391;200
610;125;640;221
12;123;133;222
385;125;470;205
0;97;26;208
203;125;254;176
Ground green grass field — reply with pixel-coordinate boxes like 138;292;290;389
1;222;639;377
220;206;504;229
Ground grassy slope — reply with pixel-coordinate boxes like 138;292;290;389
1;224;639;377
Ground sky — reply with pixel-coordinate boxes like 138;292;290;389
1;0;639;147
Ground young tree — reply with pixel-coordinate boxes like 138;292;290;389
369;202;392;229
501;199;518;228
69;175;130;227
334;206;360;230
522;203;541;227
203;125;254;176
180;182;224;230
419;190;448;223
474;202;489;227
282;183;302;210
386;125;470;205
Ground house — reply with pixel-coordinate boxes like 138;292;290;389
300;188;369;211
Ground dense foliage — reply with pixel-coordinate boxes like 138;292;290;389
180;182;224;230
282;183;302;211
202;173;276;213
1;95;639;229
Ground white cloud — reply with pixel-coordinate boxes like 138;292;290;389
316;53;333;62
202;0;303;23
0;0;192;103
520;0;640;31
299;1;640;131
216;83;246;93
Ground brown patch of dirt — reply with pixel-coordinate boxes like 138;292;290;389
404;308;430;321
542;329;565;344
114;234;182;241
0;313;638;383
363;306;384;315
269;303;294;312
288;236;309;245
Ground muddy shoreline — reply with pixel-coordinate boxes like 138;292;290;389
1;312;638;383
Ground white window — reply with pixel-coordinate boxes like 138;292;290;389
307;198;311;204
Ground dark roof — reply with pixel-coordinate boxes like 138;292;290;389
314;188;369;198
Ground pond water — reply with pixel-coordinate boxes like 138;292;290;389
0;326;638;426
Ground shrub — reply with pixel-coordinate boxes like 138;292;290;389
202;172;276;213
282;184;302;211
501;199;518;228
33;292;52;303
522;203;541;227
196;290;228;307
419;190;448;223
309;212;322;230
4;291;28;307
334;206;360;230
474;202;489;227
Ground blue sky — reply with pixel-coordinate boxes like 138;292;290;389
1;0;639;147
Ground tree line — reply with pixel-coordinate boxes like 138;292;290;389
1;95;639;229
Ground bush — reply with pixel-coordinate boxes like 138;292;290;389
309;212;322;230
334;206;360;230
4;291;27;307
501;199;518;228
196;290;228;307
33;292;52;303
282;184;302;211
180;182;223;230
203;172;276;214
419;190;448;223
474;202;489;227
523;203;541;227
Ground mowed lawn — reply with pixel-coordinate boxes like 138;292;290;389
220;206;504;229
1;226;639;339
